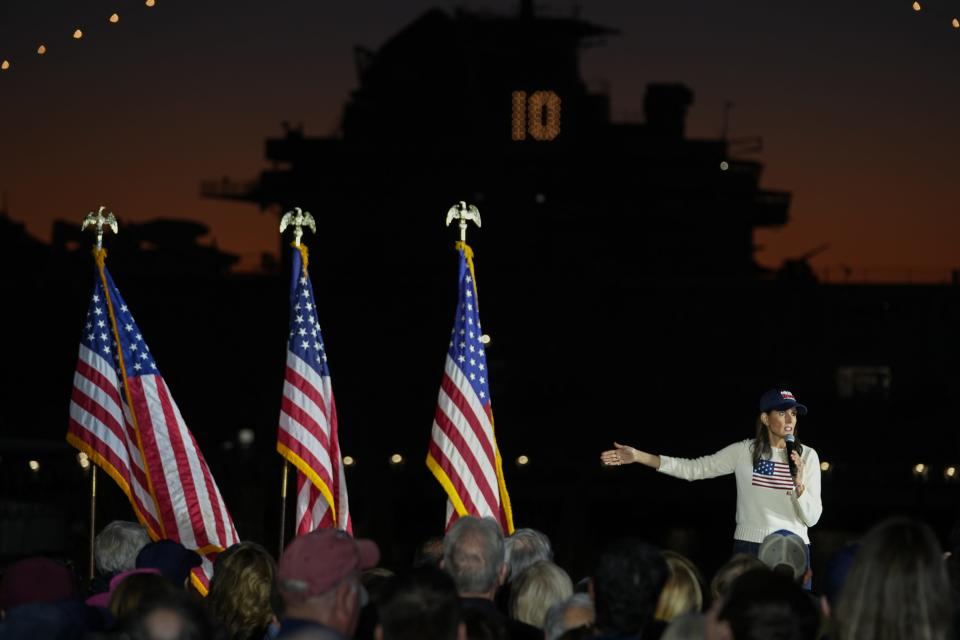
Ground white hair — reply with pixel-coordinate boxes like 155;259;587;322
94;520;150;574
505;528;552;580
543;593;594;640
442;516;505;594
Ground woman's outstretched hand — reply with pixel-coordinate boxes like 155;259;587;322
600;442;640;466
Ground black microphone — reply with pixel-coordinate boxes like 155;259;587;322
785;434;798;478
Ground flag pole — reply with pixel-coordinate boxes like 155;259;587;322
80;206;118;582
88;466;97;581
277;207;317;550
278;461;289;557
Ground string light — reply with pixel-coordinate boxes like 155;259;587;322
343;455;355;467
952;17;959;28
389;453;404;465
913;1;922;11
516;455;530;466
819;461;831;472
28;460;40;472
1;5;159;79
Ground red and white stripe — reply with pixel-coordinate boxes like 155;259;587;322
68;344;162;535
752;461;796;490
278;351;351;534
428;355;509;532
69;353;239;593
131;375;239;552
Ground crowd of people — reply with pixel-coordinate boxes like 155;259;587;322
0;513;958;640
2;389;956;639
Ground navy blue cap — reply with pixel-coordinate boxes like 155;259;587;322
135;540;202;587
758;389;808;415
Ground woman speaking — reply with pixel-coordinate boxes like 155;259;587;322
600;389;822;560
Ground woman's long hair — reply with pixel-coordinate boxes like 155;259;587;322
834;518;953;640
206;542;279;640
750;414;803;467
654;551;704;622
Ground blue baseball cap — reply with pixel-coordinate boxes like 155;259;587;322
759;389;808;415
136;540;202;587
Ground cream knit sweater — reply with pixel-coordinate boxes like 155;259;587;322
658;438;822;544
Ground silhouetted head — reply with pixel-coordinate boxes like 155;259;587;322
835;518;952;640
591;538;668;635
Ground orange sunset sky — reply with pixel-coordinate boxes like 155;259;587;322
2;0;959;280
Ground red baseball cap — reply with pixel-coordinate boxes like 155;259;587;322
0;557;77;611
278;529;379;600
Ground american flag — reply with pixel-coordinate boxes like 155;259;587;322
67;257;239;594
752;459;795;490
276;245;351;534
427;242;514;533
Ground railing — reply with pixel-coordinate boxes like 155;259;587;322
815;265;960;285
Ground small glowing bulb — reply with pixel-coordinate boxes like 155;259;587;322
28;460;40;471
952;18;959;28
343;456;355;467
1;60;9;71
913;463;926;474
480;335;491;345
73;29;84;39
819;461;831;472
389;453;404;465
946;466;957;478
37;45;46;55
720;161;730;171
912;1;922;11
145;0;156;6
109;13;120;23
517;455;530;466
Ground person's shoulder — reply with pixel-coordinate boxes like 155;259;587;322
800;442;819;458
506;617;545;640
